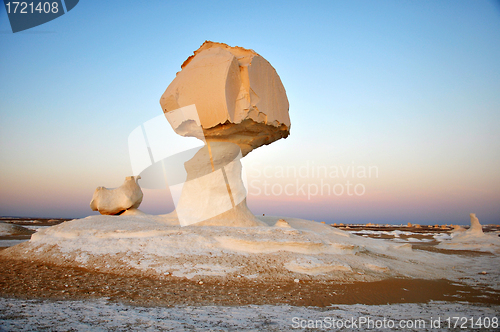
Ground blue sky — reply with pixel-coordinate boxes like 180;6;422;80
1;0;499;224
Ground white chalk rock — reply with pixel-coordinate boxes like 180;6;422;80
174;142;265;227
90;176;143;215
160;41;290;156
436;213;500;253
274;219;292;228
468;213;483;234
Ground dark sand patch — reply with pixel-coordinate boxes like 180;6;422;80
412;244;495;256
1;258;498;307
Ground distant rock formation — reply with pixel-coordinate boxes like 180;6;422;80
468;213;483;234
90;176;143;215
436;213;500;253
451;224;466;233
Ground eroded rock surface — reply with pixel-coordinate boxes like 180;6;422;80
160;41;290;156
90;176;143;215
468;213;483;234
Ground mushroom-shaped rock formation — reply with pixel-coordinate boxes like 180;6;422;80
90;176;143;215
160;41;290;157
159;42;290;227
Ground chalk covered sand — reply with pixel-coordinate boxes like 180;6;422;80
2;213;500;286
1;298;498;331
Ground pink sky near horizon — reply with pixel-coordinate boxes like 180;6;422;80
2;157;497;225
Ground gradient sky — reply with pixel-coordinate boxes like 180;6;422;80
1;0;499;224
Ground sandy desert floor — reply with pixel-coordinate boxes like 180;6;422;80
1;256;499;307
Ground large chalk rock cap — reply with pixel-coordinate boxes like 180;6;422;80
160;41;290;155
